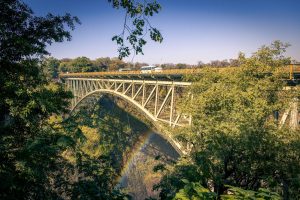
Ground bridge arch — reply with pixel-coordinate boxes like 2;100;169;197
64;78;193;154
71;89;187;155
71;89;157;122
66;78;192;127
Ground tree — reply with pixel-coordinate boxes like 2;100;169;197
108;0;163;59
71;56;93;72
176;63;188;69
61;96;152;199
94;57;111;71
0;0;79;198
207;59;230;67
43;57;60;79
229;58;240;67
172;180;280;200
59;58;73;72
109;57;127;71
197;61;205;68
155;41;300;199
0;0;164;198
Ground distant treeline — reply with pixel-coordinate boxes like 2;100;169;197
43;56;241;79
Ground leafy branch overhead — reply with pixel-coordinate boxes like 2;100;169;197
109;0;163;59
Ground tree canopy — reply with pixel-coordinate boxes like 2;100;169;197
0;0;80;198
154;41;300;200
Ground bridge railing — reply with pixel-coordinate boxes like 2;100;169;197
59;68;201;78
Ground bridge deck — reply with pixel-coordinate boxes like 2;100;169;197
60;68;199;80
59;64;300;82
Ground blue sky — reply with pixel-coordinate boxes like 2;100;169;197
24;0;300;64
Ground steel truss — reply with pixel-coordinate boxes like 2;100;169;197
65;78;192;128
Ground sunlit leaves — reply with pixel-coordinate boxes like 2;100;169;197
150;28;163;43
144;1;162;16
172;182;281;200
173;180;217;200
109;0;163;59
79;126;102;159
221;185;281;200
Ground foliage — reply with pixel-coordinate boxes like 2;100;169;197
221;185;281;200
173;179;217;200
45;56;245;74
33;100;137;199
52;56;130;73
2;0;300;199
71;56;93;72
0;0;81;197
43;57;60;79
0;0;165;199
155;41;300;200
172;181;280;200
0;0;133;199
54;96;150;199
108;0;163;59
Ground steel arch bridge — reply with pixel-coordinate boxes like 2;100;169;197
61;68;300;154
65;78;192;128
63;77;193;154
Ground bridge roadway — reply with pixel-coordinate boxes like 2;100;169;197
60;64;300;81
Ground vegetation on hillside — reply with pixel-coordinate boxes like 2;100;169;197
0;0;145;198
55;97;150;199
153;41;300;200
0;0;78;198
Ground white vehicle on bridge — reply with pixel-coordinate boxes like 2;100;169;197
118;68;132;72
140;65;162;73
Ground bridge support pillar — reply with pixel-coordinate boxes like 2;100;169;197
280;98;299;130
290;98;298;130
